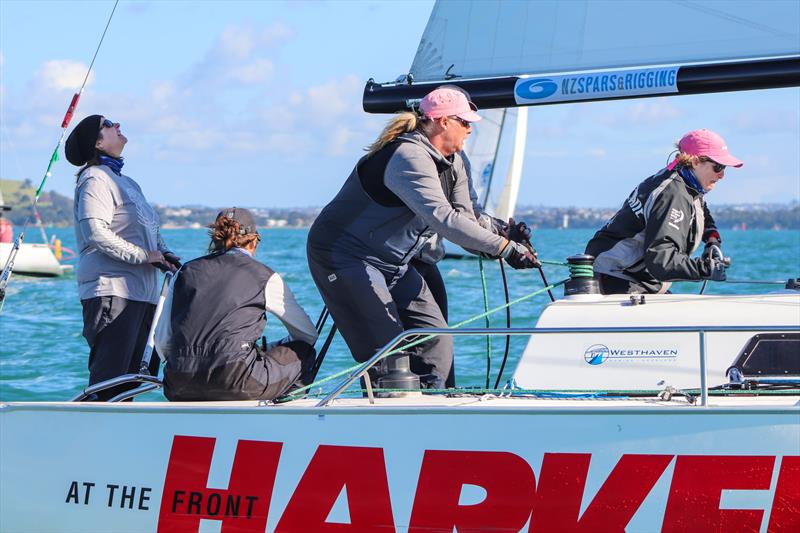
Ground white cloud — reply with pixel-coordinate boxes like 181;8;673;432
327;126;355;156
229;58;274;84
587;147;607;158
304;74;362;123
34;60;93;92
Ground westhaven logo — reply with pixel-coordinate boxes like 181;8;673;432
584;344;678;365
584;344;610;365
515;66;679;105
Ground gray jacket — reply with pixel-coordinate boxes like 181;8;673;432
308;131;506;269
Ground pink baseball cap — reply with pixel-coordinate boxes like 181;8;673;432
419;87;482;123
678;129;743;167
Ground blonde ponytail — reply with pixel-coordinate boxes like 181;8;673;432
365;112;425;155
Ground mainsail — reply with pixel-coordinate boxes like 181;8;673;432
364;0;800;112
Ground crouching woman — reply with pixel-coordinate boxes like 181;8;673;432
155;208;318;401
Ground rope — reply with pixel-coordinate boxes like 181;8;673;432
0;0;120;310
286;278;568;397
478;256;492;388
493;259;512;388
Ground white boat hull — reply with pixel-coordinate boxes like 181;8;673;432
1;398;798;532
0;242;64;277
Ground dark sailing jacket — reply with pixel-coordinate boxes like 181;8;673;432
586;166;718;293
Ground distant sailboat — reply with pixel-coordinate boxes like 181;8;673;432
0;186;67;277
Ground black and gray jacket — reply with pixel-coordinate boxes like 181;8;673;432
586;166;718;293
307;131;507;271
154;249;317;397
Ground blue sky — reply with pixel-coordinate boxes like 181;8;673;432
1;0;798;209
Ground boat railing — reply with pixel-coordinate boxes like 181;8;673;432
70;374;162;402
316;324;800;408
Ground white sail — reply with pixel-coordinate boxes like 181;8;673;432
410;0;800;82
493;107;527;222
462;108;505;209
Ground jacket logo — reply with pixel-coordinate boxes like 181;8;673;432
328;274;337;282
668;208;684;230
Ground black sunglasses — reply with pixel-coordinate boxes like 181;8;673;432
101;119;115;128
701;157;725;173
448;116;471;128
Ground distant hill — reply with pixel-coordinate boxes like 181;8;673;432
1;178;798;230
0;179;73;227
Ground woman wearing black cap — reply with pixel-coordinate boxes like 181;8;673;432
65;114;180;400
154;208;319;401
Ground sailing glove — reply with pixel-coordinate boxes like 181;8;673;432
147;250;178;272
500;240;540;270
702;255;731;282
163;251;182;270
506;218;533;246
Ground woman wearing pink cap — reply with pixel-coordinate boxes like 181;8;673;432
307;86;538;389
586;129;742;294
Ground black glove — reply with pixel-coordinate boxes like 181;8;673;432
163;251;182;269
500;241;540;270
506;218;532;246
146;250;177;272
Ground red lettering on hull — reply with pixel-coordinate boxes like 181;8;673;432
532;453;673;532
158;435;281;532
409;450;536;533
663;455;775;532
155;435;797;532
768;456;800;532
275;445;395;532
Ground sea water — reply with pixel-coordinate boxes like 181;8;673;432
1;228;797;402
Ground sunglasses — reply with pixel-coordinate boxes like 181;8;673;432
701;157;725;173
448;116;471;128
101;119;116;128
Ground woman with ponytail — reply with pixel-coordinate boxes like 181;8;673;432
155;208;318;401
307;86;539;389
66;114;179;400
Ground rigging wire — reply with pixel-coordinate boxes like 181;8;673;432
0;0;120;310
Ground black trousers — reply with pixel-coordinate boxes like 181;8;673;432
163;341;316;401
308;253;454;388
81;296;159;401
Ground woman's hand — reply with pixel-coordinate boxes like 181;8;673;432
147;250;178;272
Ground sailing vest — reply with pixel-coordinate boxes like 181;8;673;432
308;134;458;268
166;250;274;360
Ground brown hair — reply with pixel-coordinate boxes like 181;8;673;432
208;216;259;253
673;142;704;168
365;111;435;155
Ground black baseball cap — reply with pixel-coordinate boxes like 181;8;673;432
216;207;257;235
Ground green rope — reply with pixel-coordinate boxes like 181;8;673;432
478;256;492;389
286;278;569;397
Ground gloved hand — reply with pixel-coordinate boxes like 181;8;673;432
703;256;730;282
146;250;177;272
500;240;540;270
505;217;532;246
163;251;182;270
702;242;724;263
